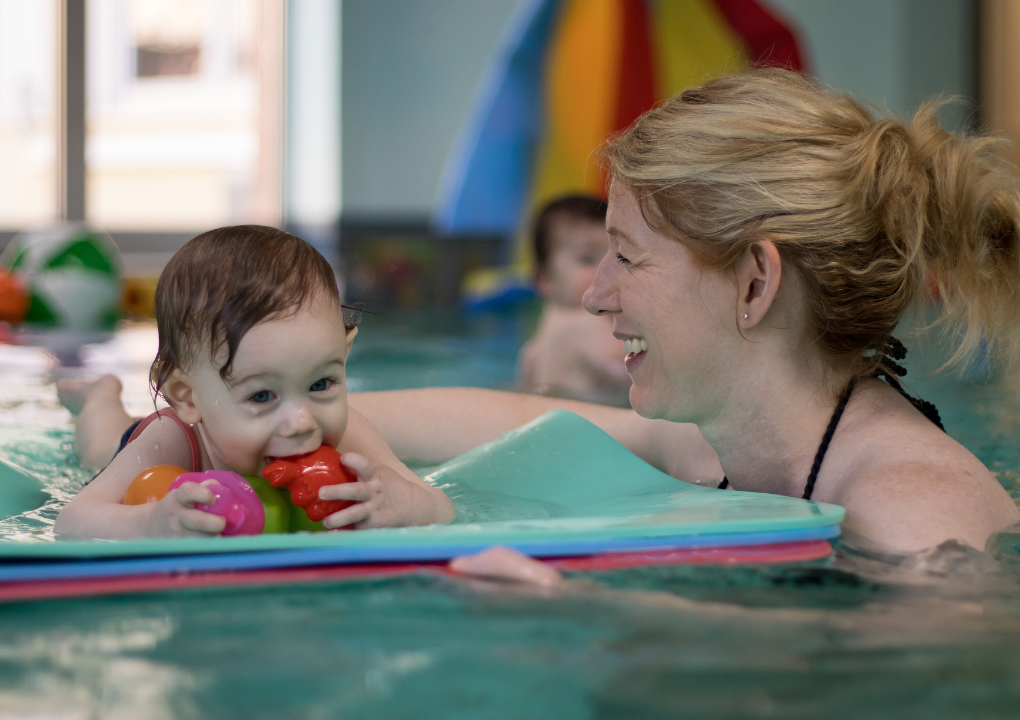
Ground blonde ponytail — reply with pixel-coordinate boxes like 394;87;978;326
910;108;1020;371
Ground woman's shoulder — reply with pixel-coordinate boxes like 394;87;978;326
821;380;1018;551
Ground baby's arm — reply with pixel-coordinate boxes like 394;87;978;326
318;406;456;528
54;418;226;539
517;338;538;389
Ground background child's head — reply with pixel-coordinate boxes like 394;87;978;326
533;195;609;308
151;225;352;401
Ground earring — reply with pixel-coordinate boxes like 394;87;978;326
742;313;749;320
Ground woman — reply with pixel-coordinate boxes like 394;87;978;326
355;70;1020;555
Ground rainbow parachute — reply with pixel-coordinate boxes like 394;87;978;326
435;0;805;265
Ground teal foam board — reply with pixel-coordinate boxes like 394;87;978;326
0;527;841;582
0;410;843;561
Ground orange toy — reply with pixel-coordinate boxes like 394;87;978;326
122;464;187;505
262;445;357;524
0;270;28;324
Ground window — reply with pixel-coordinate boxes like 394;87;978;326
0;1;59;227
86;0;281;230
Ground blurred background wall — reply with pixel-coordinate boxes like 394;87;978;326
0;0;999;312
341;0;976;221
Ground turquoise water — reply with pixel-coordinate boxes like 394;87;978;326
0;312;1019;718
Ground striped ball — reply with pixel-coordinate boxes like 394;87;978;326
1;223;121;331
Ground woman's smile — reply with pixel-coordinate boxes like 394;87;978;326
621;336;648;370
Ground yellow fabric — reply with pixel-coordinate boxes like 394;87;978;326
531;0;622;210
517;0;751;271
650;0;749;98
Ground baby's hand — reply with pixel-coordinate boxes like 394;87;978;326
318;453;451;529
146;481;228;537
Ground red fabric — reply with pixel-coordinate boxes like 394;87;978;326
710;0;805;71
602;0;658;196
127;408;203;472
612;0;657;132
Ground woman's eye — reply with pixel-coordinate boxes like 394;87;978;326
615;252;631;266
310;378;335;392
249;390;273;404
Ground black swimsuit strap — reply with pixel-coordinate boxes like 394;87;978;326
870;337;946;431
717;336;945;499
801;379;855;500
716;379;855;499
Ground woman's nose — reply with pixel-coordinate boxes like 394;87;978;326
582;254;620;316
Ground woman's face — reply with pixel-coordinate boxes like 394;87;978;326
583;183;737;422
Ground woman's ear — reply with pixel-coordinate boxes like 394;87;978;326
345;325;359;356
535;269;554;301
735;240;782;327
162;369;201;424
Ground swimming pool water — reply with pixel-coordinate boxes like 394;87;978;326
0;311;1019;718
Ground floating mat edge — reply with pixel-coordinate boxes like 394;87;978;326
0;410;844;561
0;526;841;582
0;542;836;603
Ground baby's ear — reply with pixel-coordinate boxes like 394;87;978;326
344;325;359;356
162;369;201;424
535;269;554;300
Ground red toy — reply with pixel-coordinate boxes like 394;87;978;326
262;445;357;525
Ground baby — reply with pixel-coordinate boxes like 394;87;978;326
55;225;455;538
518;195;630;406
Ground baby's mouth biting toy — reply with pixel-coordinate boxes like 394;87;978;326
262;445;357;524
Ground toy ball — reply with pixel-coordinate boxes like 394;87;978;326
243;475;291;534
122;464;187;505
263;445;357;526
169;471;265;536
0;269;28;323
0;222;121;331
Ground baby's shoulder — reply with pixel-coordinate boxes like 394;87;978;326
123;411;199;465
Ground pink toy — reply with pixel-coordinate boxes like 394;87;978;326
168;470;266;536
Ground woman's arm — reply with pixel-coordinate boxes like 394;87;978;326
349;387;722;482
340;406;436;488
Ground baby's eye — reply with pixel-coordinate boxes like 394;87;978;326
248;390;273;404
615;252;632;266
310;377;335;393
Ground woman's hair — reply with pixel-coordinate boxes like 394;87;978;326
151;225;353;401
603;68;1020;378
532;194;608;275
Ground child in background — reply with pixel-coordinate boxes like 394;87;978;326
55;225;455;539
518;195;631;406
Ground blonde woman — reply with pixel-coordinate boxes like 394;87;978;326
354;70;1020;563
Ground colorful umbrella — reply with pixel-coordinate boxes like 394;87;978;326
435;0;805;268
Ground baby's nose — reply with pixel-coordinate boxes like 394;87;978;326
280;402;317;437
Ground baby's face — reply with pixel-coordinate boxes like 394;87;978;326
540;216;610;308
182;294;355;476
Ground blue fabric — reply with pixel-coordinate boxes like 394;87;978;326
433;0;561;238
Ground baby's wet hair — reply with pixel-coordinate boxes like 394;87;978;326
151;225;355;402
532;194;607;276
